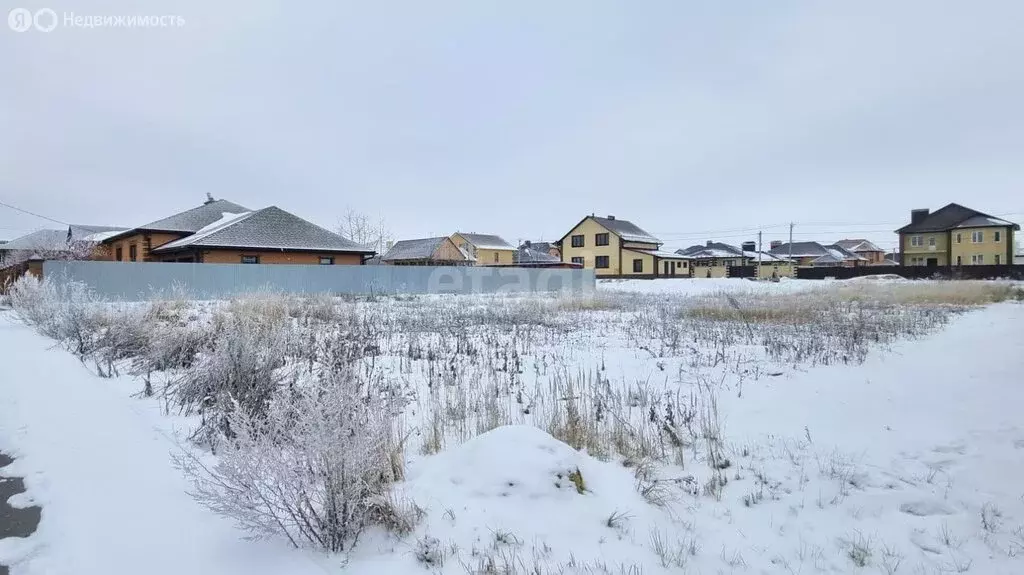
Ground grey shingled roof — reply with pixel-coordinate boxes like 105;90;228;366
591;216;660;244
151;206;372;254
135;199;251;233
768;242;831;258
455;233;514;250
677;242;744;257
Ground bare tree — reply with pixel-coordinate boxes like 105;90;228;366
336;207;392;255
0;232;105;270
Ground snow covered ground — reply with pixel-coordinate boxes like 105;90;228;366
2;279;1023;574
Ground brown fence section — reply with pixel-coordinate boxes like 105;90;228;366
795;265;1024;281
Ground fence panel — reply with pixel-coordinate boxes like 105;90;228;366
42;261;596;301
795;265;1024;280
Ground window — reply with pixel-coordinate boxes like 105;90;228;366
955;233;962;244
571;234;585;248
995;254;1001;265
994;230;1002;242
129;244;137;262
956;255;962;266
571;256;584;265
972;231;983;243
115;247;122;261
319;256;334;265
632;258;643;273
493;252;499;263
927;236;936;247
595;255;610;269
910;236;923;247
681;261;688;268
595;233;609;246
241;255;259;264
971;254;984;264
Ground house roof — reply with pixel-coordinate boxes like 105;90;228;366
896;203;1021;233
514;246;560;264
109;199;251;240
454;233;514;250
558;215;661;245
768;241;832;258
677;242;744;258
382;237;474;262
151;206;372;254
2;225;128;251
523;241;556;253
952;215;1018;229
825;244;867;261
811;253;845;265
834;239;884;253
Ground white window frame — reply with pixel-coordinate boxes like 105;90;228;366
971;254;984;264
955;233;962;244
910;235;923;247
972;231;983;243
994;230;1001;242
928;236;936;247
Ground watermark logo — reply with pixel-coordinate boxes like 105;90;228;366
8;8;184;32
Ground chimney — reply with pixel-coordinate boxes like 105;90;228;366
770;240;782;249
741;241;756;252
911;208;930;224
524;240;531;248
606;215;616;220
706;240;713;247
204;192;216;205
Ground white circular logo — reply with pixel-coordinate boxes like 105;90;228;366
33;8;57;32
8;7;32;32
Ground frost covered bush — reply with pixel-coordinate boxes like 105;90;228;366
8;274;105;355
174;299;296;444
177;367;403;552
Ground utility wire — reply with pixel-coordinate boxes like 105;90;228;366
0;200;70;227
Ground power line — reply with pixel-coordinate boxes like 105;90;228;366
0;200;70;227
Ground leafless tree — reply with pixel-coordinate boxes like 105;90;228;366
336;207;392;255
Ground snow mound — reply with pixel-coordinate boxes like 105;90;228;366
381;425;671;572
843;274;907;282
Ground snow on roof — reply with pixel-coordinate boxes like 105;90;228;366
134;199;251;233
455;233;514;250
953;215;1017;228
155;211;254;251
2;225;128;251
151;206;372;254
834;239;884;253
514;246;560;264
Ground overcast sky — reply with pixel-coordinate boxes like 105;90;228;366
3;0;1023;252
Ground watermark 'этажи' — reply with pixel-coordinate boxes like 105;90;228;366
8;8;185;32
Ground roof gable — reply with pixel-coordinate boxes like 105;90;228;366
383;237;474;262
768;241;830;257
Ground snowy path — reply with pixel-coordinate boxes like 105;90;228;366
0;317;329;575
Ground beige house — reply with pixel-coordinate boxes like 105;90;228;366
896;204;1019;267
559;215;690;277
450;233;515;266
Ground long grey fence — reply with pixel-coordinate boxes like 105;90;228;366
43;261;596;300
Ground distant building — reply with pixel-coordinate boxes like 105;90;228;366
895;203;1019;267
382;237;475;266
450;233;515;266
558;214;690;277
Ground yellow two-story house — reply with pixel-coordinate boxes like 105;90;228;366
896;203;1019;267
450;233;515;266
558;214;690;277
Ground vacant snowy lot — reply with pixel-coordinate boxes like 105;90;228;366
1;278;1023;575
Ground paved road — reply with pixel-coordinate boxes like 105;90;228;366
0;452;41;575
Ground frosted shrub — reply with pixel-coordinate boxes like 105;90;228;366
175;301;295;443
177;367;402;552
8;274;105;355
